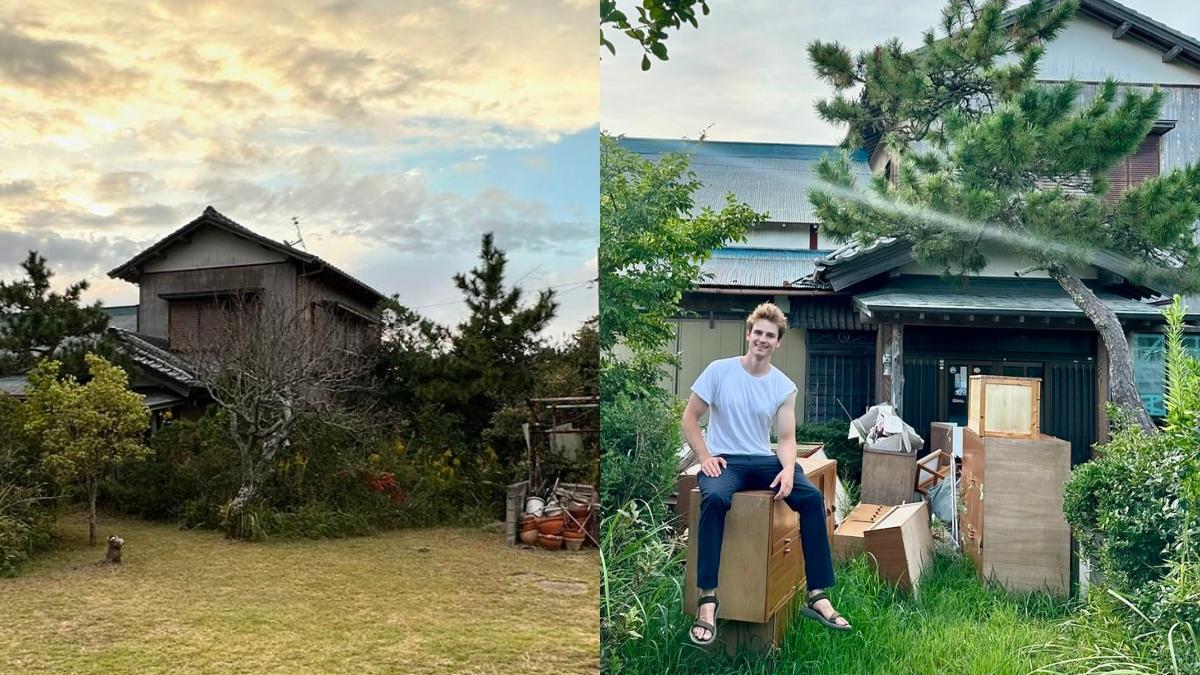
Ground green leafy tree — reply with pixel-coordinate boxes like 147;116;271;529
600;0;709;70
599;133;761;399
24;353;150;546
808;0;1200;432
0;252;110;378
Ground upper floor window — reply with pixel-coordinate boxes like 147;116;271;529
1104;122;1173;205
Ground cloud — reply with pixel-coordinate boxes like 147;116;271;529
0;228;144;276
0;25;145;100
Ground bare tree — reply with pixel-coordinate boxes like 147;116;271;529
178;290;376;535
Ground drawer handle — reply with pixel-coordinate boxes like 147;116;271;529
782;537;792;544
784;547;792;554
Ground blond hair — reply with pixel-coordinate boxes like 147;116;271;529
745;302;787;337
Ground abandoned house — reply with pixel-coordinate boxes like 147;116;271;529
100;206;386;424
624;0;1200;470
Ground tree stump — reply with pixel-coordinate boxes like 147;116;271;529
105;535;124;564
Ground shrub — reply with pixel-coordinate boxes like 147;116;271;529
796;420;862;483
600;393;683;521
600;499;686;671
0;396;56;576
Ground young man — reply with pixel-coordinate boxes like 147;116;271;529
682;302;850;645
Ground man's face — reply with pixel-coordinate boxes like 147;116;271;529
745;319;782;358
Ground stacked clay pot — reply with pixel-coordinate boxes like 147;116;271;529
519;514;540;546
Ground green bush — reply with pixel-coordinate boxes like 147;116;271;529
1064;421;1196;590
796;420;862;483
600;393;682;521
0;396;56;576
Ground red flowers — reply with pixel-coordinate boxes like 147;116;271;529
359;470;406;505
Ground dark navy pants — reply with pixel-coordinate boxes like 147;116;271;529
696;455;835;592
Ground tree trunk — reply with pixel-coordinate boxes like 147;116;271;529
88;477;97;547
1048;266;1156;435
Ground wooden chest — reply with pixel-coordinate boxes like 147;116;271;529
674;443;824;525
684;458;836;625
967;375;1041;439
833;503;890;560
962;429;1071;596
863;501;933;594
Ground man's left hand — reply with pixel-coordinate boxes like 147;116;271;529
770;466;793;501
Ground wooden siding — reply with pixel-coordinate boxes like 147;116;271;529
138;262;297;342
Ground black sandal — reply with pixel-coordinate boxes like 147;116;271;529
690;595;720;645
802;591;851;631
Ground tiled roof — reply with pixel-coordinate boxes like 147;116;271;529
619;138;873;224
108;206;385;305
699;247;829;289
108;327;199;389
853;276;1199;320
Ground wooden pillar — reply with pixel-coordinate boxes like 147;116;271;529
1095;338;1110;450
877;322;905;413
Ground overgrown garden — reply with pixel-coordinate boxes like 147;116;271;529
0;233;597;574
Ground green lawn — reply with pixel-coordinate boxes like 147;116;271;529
609;549;1080;674
0;512;599;675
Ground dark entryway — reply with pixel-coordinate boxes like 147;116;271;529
903;326;1097;466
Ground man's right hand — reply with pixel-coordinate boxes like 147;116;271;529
700;455;727;478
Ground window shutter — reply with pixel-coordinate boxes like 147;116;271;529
169;300;200;349
1104;135;1160;205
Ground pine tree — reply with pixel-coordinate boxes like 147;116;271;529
808;0;1200;433
0;251;110;378
450;233;557;445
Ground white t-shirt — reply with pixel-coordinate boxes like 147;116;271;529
690;356;797;457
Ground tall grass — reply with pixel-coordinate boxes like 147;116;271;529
605;545;1077;674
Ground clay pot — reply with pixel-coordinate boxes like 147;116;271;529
520;514;538;529
519;528;540;546
543;504;563;518
525;496;545;516
568;505;590;521
536;515;564;536
538;533;563;550
563;536;584;551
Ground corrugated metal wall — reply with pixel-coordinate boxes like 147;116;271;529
1043;360;1098;467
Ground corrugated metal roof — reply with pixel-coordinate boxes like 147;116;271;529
854;276;1197;319
0;375;27;397
102;305;137;332
699;247;827;289
620;138;873;224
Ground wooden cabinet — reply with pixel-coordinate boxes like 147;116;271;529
684;459;836;625
797;456;837;541
967;375;1041;439
962;429;1071;596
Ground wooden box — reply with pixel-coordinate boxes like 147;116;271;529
967;375;1041;439
863;501;933;594
833;503;889;560
684;458;836;625
861;447;917;505
962;429;1071;596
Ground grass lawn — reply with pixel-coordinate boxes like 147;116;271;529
0;512;599;675
609;549;1079;674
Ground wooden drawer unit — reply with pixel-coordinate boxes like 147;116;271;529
684;458;836;624
962;429;1071;596
967;375;1041;439
797;456;838;542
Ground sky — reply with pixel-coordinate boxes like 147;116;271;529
602;0;1200;143
0;0;598;341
